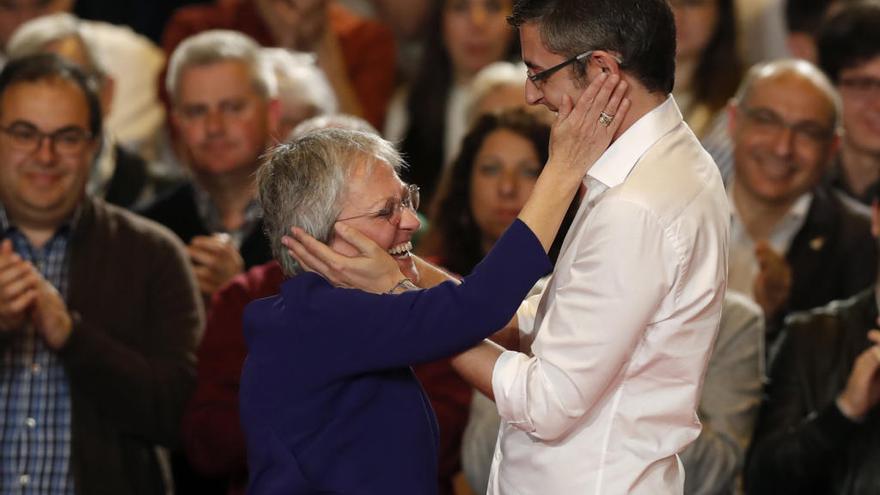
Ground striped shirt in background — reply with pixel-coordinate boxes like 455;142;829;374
0;206;75;495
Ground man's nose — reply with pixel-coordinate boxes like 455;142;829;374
525;80;542;106
205;109;226;135
773;126;795;158
33;135;56;163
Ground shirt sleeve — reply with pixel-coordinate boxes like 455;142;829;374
492;198;679;441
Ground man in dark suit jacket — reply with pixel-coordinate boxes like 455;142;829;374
746;188;880;494
725;59;877;355
141;30;279;300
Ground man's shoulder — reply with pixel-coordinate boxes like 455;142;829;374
802;186;873;245
609;125;727;225
136;182;199;232
784;289;875;349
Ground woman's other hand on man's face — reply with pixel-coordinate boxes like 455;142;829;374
282;223;406;293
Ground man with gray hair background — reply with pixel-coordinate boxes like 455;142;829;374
724;58;876;353
141;30;280;302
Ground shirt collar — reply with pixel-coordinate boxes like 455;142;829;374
727;183;813;226
0;201;80;240
586;95;683;190
191;180;262;246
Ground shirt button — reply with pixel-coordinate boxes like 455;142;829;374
19;474;29;486
25;418;36;428
31;363;41;374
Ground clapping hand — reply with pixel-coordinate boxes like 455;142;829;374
753;241;792;319
837;326;880;420
0;239;39;332
188;233;244;297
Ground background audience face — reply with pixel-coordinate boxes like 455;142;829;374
469;128;540;247
0;76;96;227
838;56;880;155
0;0;68;50
173;59;277;175
442;0;514;80
254;0;328;50
730;71;838;206
670;0;719;62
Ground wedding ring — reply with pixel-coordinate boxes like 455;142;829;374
598;111;614;127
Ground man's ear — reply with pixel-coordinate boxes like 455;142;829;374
590;50;622;76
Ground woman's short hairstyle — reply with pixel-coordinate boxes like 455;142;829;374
166;30;277;103
258;128;404;276
288;114;378;141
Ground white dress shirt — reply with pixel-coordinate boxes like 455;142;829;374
489;97;730;494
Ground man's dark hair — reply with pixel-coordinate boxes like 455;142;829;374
508;0;676;94
0;53;102;138
786;0;835;34
817;0;880;82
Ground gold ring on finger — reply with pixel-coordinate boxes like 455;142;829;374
598;111;614;127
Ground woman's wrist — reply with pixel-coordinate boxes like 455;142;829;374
386;278;418;294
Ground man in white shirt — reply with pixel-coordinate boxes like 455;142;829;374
725;59;875;353
448;0;729;493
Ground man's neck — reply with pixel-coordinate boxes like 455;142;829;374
840;140;880;198
192;168;258;232
17;225;56;250
610;81;668;142
731;181;797;240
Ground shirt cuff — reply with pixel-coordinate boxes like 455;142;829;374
516;294;540;336
492;350;536;433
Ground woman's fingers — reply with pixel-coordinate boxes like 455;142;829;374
604;97;631;137
333;222;384;257
284;229;340;282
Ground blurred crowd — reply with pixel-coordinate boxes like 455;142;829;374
0;0;878;494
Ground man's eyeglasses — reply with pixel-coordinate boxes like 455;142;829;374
527;50;623;87
738;105;835;147
0;123;93;156
839;76;880;99
338;184;420;224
